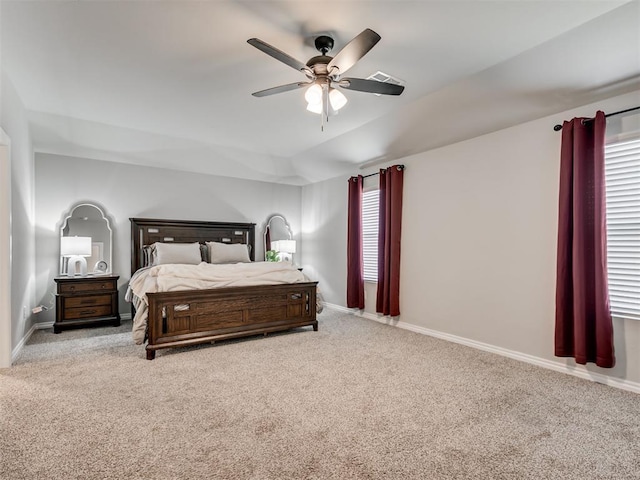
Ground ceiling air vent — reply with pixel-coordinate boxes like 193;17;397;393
366;71;404;96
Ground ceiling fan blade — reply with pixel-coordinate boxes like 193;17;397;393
339;78;405;95
252;81;311;97
247;38;307;73
326;29;381;76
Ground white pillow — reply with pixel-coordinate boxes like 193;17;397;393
207;242;251;264
153;242;202;265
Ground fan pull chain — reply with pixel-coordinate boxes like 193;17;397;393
325;84;330;125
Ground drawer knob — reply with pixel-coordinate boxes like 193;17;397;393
290;293;302;300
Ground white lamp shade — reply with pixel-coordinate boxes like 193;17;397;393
270;240;281;252
278;240;296;254
329;88;347;111
61;236;92;256
304;84;323;105
307;88;347;115
306;102;323;114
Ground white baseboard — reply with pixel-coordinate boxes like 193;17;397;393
11;322;39;363
323;303;640;395
10;313;132;364
323;303;353;314
34;321;54;330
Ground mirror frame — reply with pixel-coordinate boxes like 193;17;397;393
264;214;293;260
60;203;113;275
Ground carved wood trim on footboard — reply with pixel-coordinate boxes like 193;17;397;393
145;282;318;359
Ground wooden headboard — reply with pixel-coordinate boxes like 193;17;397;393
130;218;256;275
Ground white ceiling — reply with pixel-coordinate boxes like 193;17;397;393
2;1;639;185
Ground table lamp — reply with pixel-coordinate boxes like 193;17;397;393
277;239;297;263
61;236;92;276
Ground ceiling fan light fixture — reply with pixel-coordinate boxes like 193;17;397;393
329;88;347;111
304;83;323;105
306;102;323;114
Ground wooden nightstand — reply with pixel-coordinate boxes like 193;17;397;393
54;275;121;333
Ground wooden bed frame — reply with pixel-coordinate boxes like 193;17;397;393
130;218;318;360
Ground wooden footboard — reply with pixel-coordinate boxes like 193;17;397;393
145;282;318;359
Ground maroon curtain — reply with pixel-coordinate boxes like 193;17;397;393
265;226;271;252
377;165;404;316
347;175;364;309
555;110;615;368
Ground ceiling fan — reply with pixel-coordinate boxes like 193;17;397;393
247;28;404;125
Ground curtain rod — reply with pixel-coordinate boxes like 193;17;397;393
361;164;405;179
553;105;640;131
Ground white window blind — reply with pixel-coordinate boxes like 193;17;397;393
362;189;379;282
605;137;640;320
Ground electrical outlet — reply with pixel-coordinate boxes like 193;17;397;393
23;306;28;319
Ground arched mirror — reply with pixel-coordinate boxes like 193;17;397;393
60;203;112;275
264;214;294;262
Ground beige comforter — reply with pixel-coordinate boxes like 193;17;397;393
126;262;313;345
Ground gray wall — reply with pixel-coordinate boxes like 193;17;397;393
301;89;640;387
34;154;302;324
299;175;348;306
1;72;36;354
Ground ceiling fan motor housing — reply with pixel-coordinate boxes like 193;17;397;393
314;35;334;55
307;36;337;77
306;55;333;76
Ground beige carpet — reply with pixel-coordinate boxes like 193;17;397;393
2;309;639;480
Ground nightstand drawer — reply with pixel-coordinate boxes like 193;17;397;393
59;280;116;294
65;294;112;308
64;305;113;320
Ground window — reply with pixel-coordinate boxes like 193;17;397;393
362;189;379;282
604;137;640;320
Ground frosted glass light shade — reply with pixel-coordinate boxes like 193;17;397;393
306;102;322;114
329;88;347;111
304;84;323;105
61;236;92;256
306;87;347;115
